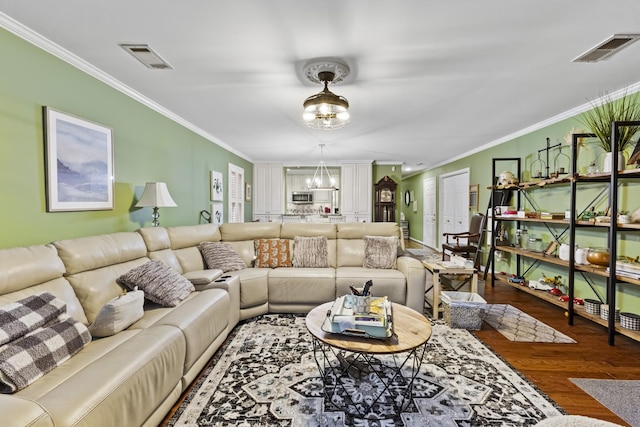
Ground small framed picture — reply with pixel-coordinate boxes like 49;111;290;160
469;184;479;210
211;202;223;226
43;107;114;211
245;182;252;201
210;171;223;201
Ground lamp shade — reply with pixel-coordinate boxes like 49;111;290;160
135;182;177;208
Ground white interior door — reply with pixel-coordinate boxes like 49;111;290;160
438;169;469;250
422;176;437;249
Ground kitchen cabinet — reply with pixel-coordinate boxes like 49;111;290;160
253;163;284;221
341;162;372;222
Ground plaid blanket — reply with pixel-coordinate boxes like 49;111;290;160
0;314;91;393
0;292;66;346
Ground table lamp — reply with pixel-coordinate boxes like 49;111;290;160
135;182;177;227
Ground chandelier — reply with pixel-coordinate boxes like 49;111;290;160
302;59;350;130
308;144;337;190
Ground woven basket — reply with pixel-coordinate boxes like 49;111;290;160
600;304;620;322
620;312;640;331
584;299;601;315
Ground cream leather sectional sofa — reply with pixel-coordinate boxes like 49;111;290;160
0;221;425;427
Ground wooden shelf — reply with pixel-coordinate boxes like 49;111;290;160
487;168;640;191
494;275;640;342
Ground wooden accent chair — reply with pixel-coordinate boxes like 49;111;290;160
441;213;486;269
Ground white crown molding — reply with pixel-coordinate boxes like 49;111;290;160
0;12;252;163
429;81;640;170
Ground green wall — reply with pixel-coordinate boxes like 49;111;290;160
0;28;252;249
402;103;640;311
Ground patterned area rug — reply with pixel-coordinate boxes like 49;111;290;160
484;305;576;343
167;314;563;426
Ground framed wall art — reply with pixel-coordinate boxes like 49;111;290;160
245;182;252;202
210;170;223;201
469;184;479;210
43;107;114;212
211;202;224;226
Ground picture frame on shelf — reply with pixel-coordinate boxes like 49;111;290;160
210;170;223;201
43;107;114;212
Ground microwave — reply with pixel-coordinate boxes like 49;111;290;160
291;191;313;204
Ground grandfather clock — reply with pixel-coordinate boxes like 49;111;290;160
374;176;396;222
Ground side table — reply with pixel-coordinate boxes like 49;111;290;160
423;260;478;319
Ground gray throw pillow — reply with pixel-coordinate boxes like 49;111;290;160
363;235;398;269
293;236;329;268
88;288;144;338
199;242;247;272
117;260;194;307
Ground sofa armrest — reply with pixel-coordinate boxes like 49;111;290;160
396;256;426;314
0;395;54;427
183;269;224;286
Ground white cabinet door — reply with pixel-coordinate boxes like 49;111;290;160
253;163;283;218
341;162;372;222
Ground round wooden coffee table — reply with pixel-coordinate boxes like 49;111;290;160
305;301;432;416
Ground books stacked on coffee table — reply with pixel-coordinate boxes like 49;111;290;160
322;295;393;339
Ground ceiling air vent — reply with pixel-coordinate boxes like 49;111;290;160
573;34;640;62
119;44;173;69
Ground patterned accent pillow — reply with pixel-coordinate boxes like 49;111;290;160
363;235;398;269
117;260;194;307
292;236;329;268
254;239;292;268
88;288;144;338
199;242;247;272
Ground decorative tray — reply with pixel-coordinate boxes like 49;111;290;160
321;295;394;339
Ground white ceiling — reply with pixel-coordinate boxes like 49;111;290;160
2;1;640;176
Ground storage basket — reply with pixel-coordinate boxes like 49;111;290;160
620;312;640;331
600;304;620;322
584;299;601;315
441;291;487;330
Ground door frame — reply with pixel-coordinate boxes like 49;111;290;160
437;168;470;250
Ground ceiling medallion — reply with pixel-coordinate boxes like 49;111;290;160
302;59;350;130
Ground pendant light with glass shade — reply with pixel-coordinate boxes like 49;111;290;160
302;59;350;130
308;144;337;191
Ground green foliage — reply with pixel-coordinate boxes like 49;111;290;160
579;91;640;152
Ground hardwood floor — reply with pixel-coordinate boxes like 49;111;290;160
409;240;640;426
162;241;640;426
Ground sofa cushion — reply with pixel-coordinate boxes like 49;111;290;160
88;289;144;338
292;236;329;268
254;239;292;268
363;235;398;269
199;242;247;272
117;260;194;307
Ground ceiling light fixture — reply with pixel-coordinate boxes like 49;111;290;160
302;59;350;130
308;144;337;191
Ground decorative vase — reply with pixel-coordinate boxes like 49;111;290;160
602;152;626;173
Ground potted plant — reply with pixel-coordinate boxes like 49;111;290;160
579;90;640;172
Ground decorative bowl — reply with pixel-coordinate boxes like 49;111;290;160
587;248;610;266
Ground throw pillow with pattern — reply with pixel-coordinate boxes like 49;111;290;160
254;238;292;268
363;235;398;269
199;242;247;272
117;260;194;307
292;236;329;268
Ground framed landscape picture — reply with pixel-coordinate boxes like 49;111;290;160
43;107;114;211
